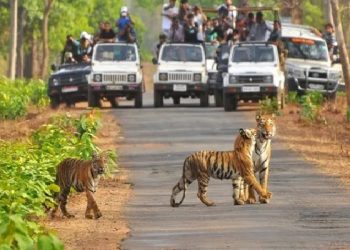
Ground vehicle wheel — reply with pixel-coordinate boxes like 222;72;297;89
88;87;100;108
214;90;223;107
173;97;180;105
50;95;60;109
134;89;143;108
154;89;163;107
200;92;209;107
109;98;118;108
224;93;237;112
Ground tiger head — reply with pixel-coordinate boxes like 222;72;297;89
92;152;106;175
256;114;276;140
235;128;257;152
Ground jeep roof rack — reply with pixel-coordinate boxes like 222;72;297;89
237;41;272;46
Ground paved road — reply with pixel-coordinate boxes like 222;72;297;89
114;93;350;250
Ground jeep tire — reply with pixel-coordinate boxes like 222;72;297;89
88;86;100;108
214;89;223;107
173;96;180;105
200;92;209;107
134;88;143;108
154;89;163;107
224;93;237;112
50;95;60;109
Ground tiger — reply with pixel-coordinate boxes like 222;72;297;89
170;128;272;207
50;152;106;219
239;114;276;204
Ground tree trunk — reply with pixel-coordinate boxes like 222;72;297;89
31;34;38;78
324;0;334;25
16;7;26;78
41;0;54;79
8;0;18;80
331;0;350;110
282;0;303;24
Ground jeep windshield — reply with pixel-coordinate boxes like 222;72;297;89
232;45;275;63
283;38;328;61
161;45;203;62
93;44;137;62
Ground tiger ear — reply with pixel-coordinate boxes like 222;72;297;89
239;128;246;137
256;113;261;123
92;151;99;159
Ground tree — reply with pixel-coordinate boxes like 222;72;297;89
330;0;350;119
282;0;303;24
41;0;54;79
8;0;18;80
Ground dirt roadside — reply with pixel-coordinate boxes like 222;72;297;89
0;105;132;250
276;97;350;186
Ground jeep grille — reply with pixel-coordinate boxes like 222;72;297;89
103;74;127;83
237;75;268;84
168;73;193;82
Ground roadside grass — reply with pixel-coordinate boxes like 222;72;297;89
273;93;350;187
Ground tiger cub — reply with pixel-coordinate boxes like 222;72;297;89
50;152;106;219
242;114;276;204
170;128;272;207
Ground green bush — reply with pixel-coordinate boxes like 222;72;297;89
286;91;299;104
0;77;49;120
0;111;113;249
347;108;350;123
259;97;279;115
299;92;324;122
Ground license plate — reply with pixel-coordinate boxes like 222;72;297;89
173;84;187;92
242;86;260;92
106;85;123;91
62;86;78;93
309;84;324;90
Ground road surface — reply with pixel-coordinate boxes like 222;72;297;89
114;93;350;249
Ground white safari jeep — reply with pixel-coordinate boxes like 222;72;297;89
153;43;208;107
281;23;342;99
223;42;285;111
88;42;143;108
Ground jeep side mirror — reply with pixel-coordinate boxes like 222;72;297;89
152;58;158;65
51;64;57;71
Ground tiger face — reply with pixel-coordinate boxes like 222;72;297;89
239;128;257;141
92;152;106;175
256;114;276;140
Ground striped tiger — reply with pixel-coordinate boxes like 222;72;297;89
170;128;272;207
50;152;106;219
240;114;276;204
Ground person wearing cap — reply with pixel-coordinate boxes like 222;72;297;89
162;0;179;37
117;6;136;42
68;32;93;62
184;13;199;43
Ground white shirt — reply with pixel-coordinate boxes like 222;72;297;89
162;4;179;31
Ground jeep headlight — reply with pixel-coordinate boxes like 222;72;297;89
159;73;168;81
329;72;340;80
193;73;202;82
93;74;102;82
128;74;136;82
263;75;273;83
229;75;237;84
52;78;59;86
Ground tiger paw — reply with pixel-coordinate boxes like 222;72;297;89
246;197;256;204
94;211;102;219
85;214;93;219
234;199;245;205
259;197;269;204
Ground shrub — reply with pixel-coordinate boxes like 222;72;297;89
299;92;324;122
286;91;299;104
0;78;49;120
0;111;114;249
259;97;279;115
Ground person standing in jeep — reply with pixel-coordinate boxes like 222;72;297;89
162;0;179;37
